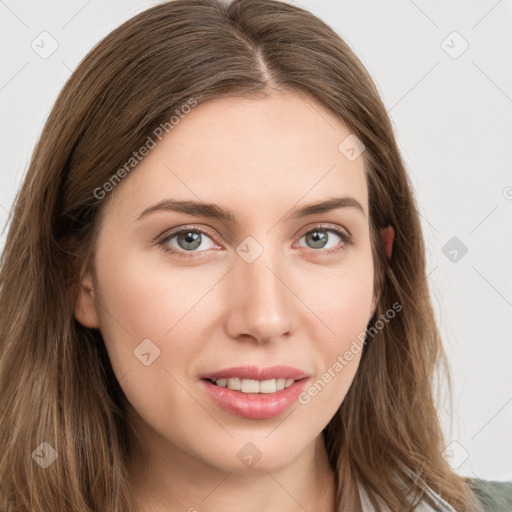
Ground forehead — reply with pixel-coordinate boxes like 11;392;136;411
108;91;369;222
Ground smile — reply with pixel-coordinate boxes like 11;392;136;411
209;377;297;394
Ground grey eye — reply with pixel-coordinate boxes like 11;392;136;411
164;230;217;252
298;229;342;250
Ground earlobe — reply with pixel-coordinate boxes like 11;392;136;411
381;225;395;260
74;272;100;329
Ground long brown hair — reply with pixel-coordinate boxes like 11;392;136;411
0;0;482;510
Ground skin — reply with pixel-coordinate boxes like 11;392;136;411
75;91;394;512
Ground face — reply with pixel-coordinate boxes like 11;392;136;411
75;91;393;476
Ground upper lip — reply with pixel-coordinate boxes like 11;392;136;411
201;365;310;382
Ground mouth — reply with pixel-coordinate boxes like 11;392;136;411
200;364;309;382
199;365;310;419
204;376;301;394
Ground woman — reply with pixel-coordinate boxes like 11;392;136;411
0;0;486;510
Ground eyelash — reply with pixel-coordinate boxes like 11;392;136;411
157;223;353;259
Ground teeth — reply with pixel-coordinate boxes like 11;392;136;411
213;378;296;393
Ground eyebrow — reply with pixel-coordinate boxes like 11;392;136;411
136;196;366;223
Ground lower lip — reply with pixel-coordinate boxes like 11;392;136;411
199;378;309;419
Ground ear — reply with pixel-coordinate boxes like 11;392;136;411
370;225;395;317
381;225;394;260
74;270;100;329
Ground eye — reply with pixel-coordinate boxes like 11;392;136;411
157;223;353;259
294;224;353;255
158;225;219;258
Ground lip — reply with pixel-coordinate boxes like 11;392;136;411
199;377;309;419
199;365;310;420
200;365;310;381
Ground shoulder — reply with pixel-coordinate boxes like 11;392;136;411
421;477;512;512
357;471;512;511
465;477;512;512
399;467;458;511
357;474;456;511
415;484;456;511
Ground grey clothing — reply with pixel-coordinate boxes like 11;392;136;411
357;467;458;511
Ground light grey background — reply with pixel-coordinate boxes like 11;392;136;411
0;0;511;482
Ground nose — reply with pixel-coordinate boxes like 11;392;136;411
224;245;294;345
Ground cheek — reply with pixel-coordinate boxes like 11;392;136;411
299;255;374;400
92;246;207;428
294;296;371;431
92;241;219;380
317;282;374;331
301;251;375;343
94;238;193;336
